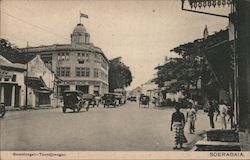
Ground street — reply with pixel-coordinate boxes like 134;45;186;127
0;102;209;151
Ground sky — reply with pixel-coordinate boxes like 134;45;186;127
0;0;230;90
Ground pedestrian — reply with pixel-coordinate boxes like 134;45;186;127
207;100;216;128
170;105;187;149
227;104;235;128
215;100;228;129
186;105;197;134
95;94;101;107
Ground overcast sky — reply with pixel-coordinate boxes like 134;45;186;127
0;0;230;90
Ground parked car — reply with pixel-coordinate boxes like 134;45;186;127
62;90;88;113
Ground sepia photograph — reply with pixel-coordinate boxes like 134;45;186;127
0;0;250;159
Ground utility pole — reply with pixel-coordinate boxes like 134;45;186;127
25;41;29;110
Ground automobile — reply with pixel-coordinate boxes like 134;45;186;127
62;90;88;113
114;88;126;104
130;95;137;102
82;94;97;107
0;102;6;118
102;93;119;108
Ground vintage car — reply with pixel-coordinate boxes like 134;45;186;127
130;95;137;102
82;94;97;107
102;93;119;108
62;90;88;113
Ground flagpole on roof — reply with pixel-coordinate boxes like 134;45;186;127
79;11;81;24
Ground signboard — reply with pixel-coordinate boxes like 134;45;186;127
60;80;89;85
0;70;13;78
60;80;100;85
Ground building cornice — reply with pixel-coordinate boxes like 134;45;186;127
21;43;110;64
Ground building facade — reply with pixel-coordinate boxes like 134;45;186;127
26;55;56;108
22;23;109;95
0;55;26;108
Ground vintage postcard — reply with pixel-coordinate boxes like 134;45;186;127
0;0;249;159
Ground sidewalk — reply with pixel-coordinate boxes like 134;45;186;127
5;105;60;112
182;110;210;151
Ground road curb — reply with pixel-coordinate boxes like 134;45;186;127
184;130;207;151
5;106;60;112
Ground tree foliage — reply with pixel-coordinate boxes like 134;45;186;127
0;38;33;63
153;30;232;100
109;57;133;92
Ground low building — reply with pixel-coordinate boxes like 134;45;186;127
0;55;26;109
141;79;158;99
25;55;57;108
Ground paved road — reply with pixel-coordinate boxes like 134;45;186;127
0;102;210;151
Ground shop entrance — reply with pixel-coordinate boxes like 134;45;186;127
4;85;12;106
76;85;89;94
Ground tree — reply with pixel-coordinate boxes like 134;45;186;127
0;38;34;63
153;29;233;102
0;38;19;60
109;57;133;92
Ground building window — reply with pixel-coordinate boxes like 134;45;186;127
65;53;69;61
58;53;69;61
77;52;89;64
57;67;70;77
76;67;90;77
94;68;99;78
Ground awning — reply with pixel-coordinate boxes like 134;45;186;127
25;76;53;94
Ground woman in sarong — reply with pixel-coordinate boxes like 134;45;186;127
170;106;188;149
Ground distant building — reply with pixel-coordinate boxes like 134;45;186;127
129;86;142;97
141;79;158;99
22;22;109;95
0;55;26;108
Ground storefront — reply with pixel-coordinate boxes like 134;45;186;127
25;76;52;107
0;56;26;108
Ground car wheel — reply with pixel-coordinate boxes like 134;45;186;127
0;107;6;118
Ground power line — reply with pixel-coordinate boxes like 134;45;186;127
1;33;41;46
0;10;69;41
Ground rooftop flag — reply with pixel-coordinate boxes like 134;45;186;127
80;13;88;19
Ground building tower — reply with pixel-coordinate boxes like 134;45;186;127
71;23;90;46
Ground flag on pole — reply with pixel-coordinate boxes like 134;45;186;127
80;13;88;18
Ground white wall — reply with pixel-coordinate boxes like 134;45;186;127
28;56;55;89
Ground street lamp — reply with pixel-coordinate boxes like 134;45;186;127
181;0;232;18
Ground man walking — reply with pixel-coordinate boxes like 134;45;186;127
207;100;216;128
170;106;187;149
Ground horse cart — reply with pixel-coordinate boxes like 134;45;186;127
139;95;150;108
